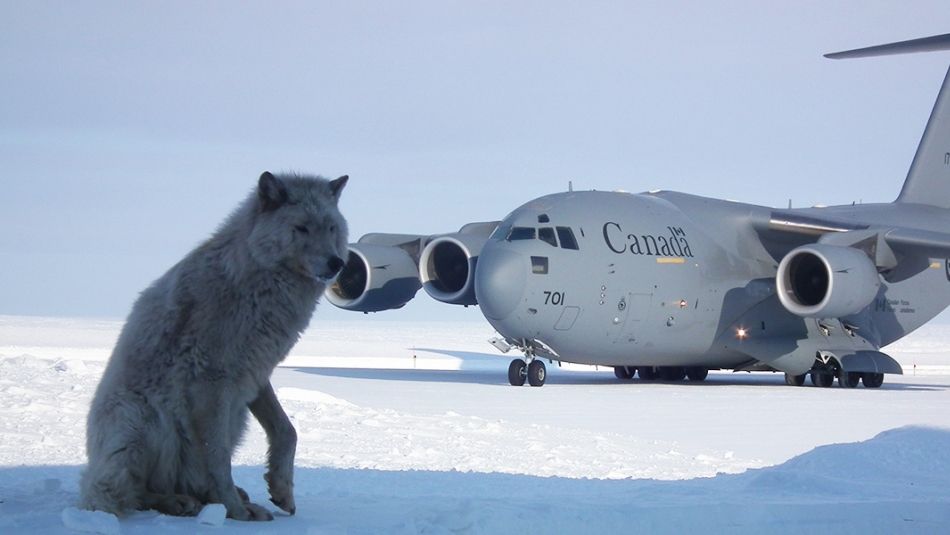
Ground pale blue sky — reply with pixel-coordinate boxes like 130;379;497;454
3;1;950;321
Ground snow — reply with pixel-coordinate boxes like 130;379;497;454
1;315;950;533
60;508;119;535
196;504;226;527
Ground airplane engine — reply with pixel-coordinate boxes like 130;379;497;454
419;234;486;305
776;244;881;318
325;244;422;312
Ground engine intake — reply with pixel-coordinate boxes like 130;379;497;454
419;234;486;305
776;244;880;318
325;244;421;312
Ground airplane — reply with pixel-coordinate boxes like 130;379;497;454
325;33;950;388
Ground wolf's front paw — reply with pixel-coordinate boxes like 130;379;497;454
226;502;274;522
246;502;275;521
144;493;203;517
264;472;295;515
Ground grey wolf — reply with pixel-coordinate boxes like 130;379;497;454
80;171;349;521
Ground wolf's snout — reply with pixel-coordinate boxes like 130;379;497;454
328;256;345;275
313;255;346;283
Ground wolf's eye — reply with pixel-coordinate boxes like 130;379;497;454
329;225;336;233
294;225;309;234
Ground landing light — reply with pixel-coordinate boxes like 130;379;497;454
736;327;748;340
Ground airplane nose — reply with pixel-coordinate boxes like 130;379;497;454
475;245;526;321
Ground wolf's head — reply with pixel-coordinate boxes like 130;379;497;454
247;171;349;283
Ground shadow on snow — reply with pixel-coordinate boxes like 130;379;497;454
2;427;949;533
290;344;948;391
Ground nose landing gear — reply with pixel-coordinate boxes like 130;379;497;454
527;360;546;386
498;338;555;387
507;359;526;386
508;358;547;386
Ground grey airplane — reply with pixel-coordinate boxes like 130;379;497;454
327;33;950;388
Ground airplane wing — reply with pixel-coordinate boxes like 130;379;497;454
756;210;950;268
880;226;950;258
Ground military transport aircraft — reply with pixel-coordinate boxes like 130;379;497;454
327;33;950;388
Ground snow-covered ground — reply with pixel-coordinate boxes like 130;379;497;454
1;315;949;533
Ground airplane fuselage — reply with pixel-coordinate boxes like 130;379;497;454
475;190;950;370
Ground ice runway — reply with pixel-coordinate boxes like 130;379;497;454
275;364;950;466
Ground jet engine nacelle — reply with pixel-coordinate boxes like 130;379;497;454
776;244;881;318
325;244;421;312
419;234;486;305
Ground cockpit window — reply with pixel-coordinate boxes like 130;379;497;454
501;223;580;250
490;222;512;241
507;227;536;241
556;227;579;250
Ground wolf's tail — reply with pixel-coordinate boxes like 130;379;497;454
826;33;950;209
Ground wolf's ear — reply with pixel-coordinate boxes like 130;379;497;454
329;175;348;200
258;171;288;212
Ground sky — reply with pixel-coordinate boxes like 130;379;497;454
3;1;950;321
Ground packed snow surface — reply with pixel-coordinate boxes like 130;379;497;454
1;316;949;533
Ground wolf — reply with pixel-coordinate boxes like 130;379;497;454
80;171;349;521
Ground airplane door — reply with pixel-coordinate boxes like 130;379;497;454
618;292;652;344
602;262;653;343
605;289;629;340
627;293;652;321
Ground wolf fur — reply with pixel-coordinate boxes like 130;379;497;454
80;171;349;521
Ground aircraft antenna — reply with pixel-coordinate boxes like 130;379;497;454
788;199;792;209
568;180;573;192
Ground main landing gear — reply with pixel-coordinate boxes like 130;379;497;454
613;366;709;383
784;373;806;386
508;358;546;387
784;368;885;389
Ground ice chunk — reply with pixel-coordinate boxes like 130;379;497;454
61;507;120;535
197;503;227;526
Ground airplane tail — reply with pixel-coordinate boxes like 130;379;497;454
826;34;950;209
896;66;950;209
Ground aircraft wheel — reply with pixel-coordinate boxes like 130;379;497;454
686;367;708;382
659;366;686;381
862;372;884;388
784;373;806;386
838;371;860;388
614;366;633;380
508;359;526;386
639;366;657;380
527;360;547;387
811;370;834;388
